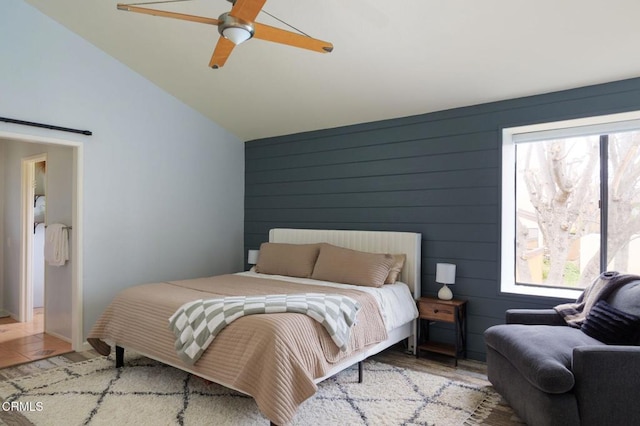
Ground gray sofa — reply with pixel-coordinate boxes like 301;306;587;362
484;279;640;426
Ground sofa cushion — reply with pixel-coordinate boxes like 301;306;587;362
607;279;640;314
484;324;605;394
581;300;640;345
606;279;640;345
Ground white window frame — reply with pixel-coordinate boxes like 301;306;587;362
501;111;640;299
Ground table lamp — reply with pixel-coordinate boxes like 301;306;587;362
436;263;456;300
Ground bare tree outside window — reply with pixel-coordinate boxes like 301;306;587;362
605;132;640;272
515;131;640;289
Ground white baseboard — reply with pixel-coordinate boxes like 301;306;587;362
45;329;72;343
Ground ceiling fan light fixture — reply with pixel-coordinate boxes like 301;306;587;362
222;27;252;45
218;13;254;45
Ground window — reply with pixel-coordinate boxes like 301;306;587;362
502;112;640;299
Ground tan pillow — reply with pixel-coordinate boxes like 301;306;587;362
311;244;395;288
385;254;406;284
255;242;321;278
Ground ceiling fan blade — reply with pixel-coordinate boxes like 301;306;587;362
209;37;236;69
229;0;267;22
253;23;333;53
117;4;220;26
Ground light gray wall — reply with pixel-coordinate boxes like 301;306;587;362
44;146;73;337
0;1;245;340
0;141;33;317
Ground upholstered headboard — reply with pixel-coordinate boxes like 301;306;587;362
269;228;422;299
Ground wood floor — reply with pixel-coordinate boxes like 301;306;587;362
0;308;72;368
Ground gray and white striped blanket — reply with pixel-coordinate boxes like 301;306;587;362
554;271;640;327
168;293;361;365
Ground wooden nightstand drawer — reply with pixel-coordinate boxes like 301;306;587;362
418;300;455;322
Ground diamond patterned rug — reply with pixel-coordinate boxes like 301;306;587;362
0;355;499;425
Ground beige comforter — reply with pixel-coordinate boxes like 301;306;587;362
87;274;388;425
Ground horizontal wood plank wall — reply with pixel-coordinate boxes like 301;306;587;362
245;77;640;361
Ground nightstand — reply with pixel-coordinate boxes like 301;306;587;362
417;297;467;365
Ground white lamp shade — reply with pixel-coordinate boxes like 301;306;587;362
222;27;252;45
247;249;260;265
436;263;456;284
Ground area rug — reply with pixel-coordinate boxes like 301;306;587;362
0;355;499;426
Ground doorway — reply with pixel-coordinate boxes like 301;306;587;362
0;129;83;352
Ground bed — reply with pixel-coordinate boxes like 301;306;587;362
87;228;421;425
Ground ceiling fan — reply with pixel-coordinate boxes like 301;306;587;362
116;0;333;69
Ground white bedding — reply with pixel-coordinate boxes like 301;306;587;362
237;271;418;331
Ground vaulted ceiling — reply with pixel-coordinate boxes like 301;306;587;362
24;0;640;141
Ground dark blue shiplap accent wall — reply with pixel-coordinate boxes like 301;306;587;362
244;77;640;361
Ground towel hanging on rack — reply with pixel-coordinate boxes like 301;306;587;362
44;223;69;266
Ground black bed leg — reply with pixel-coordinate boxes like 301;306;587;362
358;361;363;383
115;345;124;368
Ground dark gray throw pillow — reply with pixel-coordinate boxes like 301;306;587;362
581;300;640;345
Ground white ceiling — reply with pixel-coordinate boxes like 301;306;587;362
24;0;640;141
